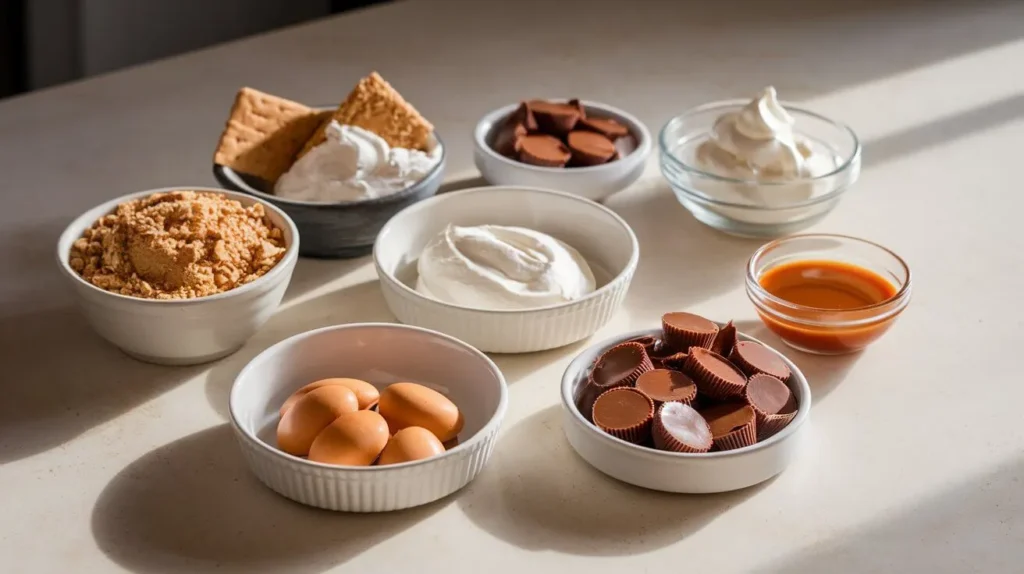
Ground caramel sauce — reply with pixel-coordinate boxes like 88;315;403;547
756;260;900;354
759;260;897;310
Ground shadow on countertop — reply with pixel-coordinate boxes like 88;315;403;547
754;455;1024;573
456;405;771;556
90;423;445;573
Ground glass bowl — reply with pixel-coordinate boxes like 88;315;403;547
746;234;912;355
659;100;861;237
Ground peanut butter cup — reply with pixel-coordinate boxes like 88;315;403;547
592;387;655;445
684;347;747;400
711;320;738;357
635;369;697;406
700;401;757;451
567;131;616;166
652;402;712;453
529;100;581;136
509;101;539;131
745;373;798;440
568;98;587;119
518;134;571;167
577;341;653;419
730;341;792;381
493;122;528;158
662;312;719;352
579;116;630;140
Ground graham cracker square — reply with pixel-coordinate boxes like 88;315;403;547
297;72;433;158
213;87;327;183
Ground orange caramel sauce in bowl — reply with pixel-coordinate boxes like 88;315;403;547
746;235;911;355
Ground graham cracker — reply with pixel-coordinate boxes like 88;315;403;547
213;87;328;183
297;72;433;158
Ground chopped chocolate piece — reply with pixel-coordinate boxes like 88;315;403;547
518;134;571;167
567;130;616;166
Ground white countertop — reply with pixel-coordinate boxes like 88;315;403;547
3;0;1023;572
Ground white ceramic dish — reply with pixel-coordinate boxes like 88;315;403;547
56;186;299;366
374;186;639;354
473;100;652;202
560;326;811;493
229;323;508;512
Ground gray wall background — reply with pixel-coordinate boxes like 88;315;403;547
26;0;332;89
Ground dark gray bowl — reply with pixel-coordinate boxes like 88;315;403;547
213;135;446;259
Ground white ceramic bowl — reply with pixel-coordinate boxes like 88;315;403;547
473;100;652;202
56;187;299;365
560;326;812;493
374;186;639;354
229;323;508;512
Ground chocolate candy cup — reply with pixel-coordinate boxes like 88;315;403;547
578;116;630;139
745;373;798;440
635;369;697;406
508;101;539;132
684;347;748;400
592;387;655;445
730;341;792;381
662;312;719;352
567;131;616;166
568;98;587;119
659;351;688;371
652;402;712;453
577;341;654;419
701;402;757;451
493;122;527;158
711;320;738;357
528;100;581;136
518;134;570;167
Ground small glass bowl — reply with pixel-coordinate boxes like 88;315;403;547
746;234;912;355
659;100;861;237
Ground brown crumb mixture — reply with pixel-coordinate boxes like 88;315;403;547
69;190;287;299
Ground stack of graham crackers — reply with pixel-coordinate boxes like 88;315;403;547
213;72;434;184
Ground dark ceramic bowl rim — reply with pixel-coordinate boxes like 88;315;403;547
213;131;446;209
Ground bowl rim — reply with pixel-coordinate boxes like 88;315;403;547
55;186;300;306
658;98;861;210
213;131;447;208
745;233;913;325
473;99;653;175
560;325;812;459
372;184;641;315
228;322;510;472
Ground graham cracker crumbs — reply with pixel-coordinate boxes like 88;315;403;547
69;191;287;300
298;71;434;158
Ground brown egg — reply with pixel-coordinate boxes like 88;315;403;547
376;427;446;466
276;386;359;456
308;410;390;466
378;382;464;443
279;378;380;416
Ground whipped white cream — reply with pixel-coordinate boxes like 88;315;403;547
694;86;837;206
415;224;597;310
275;121;441;203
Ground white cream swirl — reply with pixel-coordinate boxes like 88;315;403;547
275;121;440;202
696;86;835;184
415;224;597;310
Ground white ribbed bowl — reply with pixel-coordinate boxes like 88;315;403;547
373;186;639;353
561;326;811;493
229;323;508;512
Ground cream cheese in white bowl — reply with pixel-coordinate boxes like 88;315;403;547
373;186;639;354
415;224;596;310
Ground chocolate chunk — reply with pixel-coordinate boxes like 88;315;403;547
518;134;571;167
711;320;738;357
567;131;616;166
493;122;528;158
730;341;792;381
508;101;539;132
578;116;630;140
568;98;587;120
635;369;697;405
528;100;581;136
